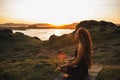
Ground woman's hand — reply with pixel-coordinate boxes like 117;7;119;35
64;57;75;62
65;59;69;61
55;65;67;72
59;65;66;68
65;58;71;62
64;60;70;64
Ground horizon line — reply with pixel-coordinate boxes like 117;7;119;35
0;20;120;25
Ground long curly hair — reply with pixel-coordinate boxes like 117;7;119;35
76;28;93;69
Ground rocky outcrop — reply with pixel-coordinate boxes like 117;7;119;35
14;32;24;36
33;37;41;41
0;29;13;39
48;33;75;48
76;20;118;30
0;29;41;41
49;34;59;41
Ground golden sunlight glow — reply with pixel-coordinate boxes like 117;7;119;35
0;0;120;24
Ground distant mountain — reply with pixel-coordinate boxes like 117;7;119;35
26;23;78;29
0;20;119;29
0;23;56;28
33;23;53;27
0;23;29;27
60;23;78;29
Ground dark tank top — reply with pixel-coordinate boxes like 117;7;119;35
67;47;88;78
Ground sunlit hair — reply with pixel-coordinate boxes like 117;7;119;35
76;28;93;69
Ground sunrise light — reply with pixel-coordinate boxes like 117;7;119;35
0;0;120;25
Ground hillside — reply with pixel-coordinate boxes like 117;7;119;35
0;20;120;80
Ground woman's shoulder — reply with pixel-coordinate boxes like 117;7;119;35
78;44;84;51
77;44;84;56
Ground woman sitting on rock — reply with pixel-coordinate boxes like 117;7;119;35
55;28;93;80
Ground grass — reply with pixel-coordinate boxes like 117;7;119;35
0;58;60;80
0;28;120;80
96;65;120;80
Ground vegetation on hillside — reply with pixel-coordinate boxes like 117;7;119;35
0;20;120;80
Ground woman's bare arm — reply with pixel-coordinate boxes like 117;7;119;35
60;45;83;67
65;57;75;61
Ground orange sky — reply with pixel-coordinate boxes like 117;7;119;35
0;0;120;25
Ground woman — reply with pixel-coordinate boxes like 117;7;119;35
56;28;93;80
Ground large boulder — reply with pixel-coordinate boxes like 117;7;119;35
14;32;24;36
0;29;13;39
76;20;118;31
49;34;59;41
48;33;75;49
76;20;98;30
99;21;117;28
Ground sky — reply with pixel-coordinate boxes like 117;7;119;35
0;0;120;25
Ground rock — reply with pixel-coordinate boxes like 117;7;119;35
0;29;13;33
76;20;98;30
55;66;103;80
14;32;24;36
0;29;13;39
49;34;58;41
33;37;41;41
75;20;117;31
89;66;103;80
99;21;117;28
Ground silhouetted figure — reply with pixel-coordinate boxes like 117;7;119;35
55;28;93;80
